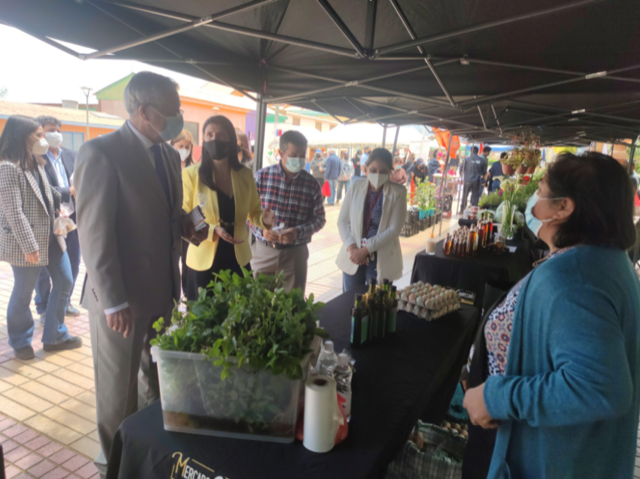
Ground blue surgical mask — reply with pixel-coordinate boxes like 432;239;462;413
149;106;184;142
285;157;304;174
525;192;565;237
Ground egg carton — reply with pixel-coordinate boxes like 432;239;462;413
398;282;461;321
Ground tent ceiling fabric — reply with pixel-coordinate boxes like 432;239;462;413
1;0;640;145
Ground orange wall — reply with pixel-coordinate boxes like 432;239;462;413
181;99;248;145
0;118;118;142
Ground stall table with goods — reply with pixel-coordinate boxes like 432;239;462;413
412;220;532;309
105;274;480;479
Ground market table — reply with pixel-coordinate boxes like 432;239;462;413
411;239;532;309
106;286;480;479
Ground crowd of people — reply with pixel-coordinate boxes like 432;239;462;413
1;69;639;479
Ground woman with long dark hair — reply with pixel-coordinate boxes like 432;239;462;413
235;128;253;169
182;116;275;300
0;116;81;360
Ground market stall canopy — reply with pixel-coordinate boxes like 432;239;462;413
2;0;640;146
313;123;430;147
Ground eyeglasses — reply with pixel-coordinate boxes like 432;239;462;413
148;105;184;117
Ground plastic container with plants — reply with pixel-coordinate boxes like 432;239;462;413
150;269;327;443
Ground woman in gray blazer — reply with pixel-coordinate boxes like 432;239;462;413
0;116;81;360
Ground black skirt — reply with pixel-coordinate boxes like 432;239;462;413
185;191;250;301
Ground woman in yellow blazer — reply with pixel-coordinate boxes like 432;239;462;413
182;115;274;300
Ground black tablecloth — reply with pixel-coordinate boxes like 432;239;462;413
411;239;532;309
107;286;479;479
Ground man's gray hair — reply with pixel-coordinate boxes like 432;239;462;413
123;71;179;116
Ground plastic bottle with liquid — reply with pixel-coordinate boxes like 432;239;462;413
333;353;353;419
313;341;339;377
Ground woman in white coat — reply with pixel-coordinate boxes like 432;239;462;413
336;148;407;292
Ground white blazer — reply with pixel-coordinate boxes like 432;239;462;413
336;177;407;281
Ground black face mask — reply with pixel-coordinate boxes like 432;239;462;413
203;139;230;161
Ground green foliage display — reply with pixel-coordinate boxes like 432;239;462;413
151;269;327;381
414;178;436;210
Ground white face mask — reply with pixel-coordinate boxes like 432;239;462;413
32;138;49;155
368;173;388;189
285;157;304;174
177;148;190;162
45;132;63;148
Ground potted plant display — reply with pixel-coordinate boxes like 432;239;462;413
150;270;327;442
501;151;521;176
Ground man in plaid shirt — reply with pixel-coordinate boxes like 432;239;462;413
251;131;326;293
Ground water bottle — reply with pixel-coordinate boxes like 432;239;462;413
313;341;338;377
333;353;353;419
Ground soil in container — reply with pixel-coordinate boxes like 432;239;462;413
162;410;295;438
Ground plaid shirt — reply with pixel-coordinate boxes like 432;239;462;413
252;163;326;246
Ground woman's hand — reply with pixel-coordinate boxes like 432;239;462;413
214;227;244;245
348;245;369;265
25;251;40;264
463;383;499;429
262;206;276;228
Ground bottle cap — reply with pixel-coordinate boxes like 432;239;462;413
338;353;349;365
324;341;334;353
390;285;397;292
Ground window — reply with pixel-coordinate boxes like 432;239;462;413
315;121;322;131
292;117;301;126
183;121;200;145
61;132;85;152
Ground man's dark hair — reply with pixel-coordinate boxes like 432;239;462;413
500;152;508;159
483;146;492;154
471;146;479;154
364;146;372;153
36;116;61;128
279;130;307;151
548;152;636;250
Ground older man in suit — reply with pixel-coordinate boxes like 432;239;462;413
34;116;82;323
75;71;207;474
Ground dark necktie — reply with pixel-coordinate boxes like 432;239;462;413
150;144;171;205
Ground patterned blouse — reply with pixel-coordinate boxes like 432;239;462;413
485;247;573;376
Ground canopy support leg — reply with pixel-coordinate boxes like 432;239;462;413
382;124;388;148
392;126;401;156
254;94;267;173
439;133;454;236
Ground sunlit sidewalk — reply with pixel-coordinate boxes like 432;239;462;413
0;204;457;478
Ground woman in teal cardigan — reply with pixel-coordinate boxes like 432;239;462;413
464;152;640;479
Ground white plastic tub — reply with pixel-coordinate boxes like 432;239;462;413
151;344;318;443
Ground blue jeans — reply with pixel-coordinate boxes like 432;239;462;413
8;241;73;350
35;229;81;315
342;256;378;293
326;179;337;205
337;180;350;201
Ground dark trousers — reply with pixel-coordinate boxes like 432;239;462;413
35;229;81;314
460;181;482;213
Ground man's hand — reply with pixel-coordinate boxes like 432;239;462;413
463;383;499;429
262;206;276;228
263;229;280;243
25;251;40;264
280;227;298;244
215;227;244;245
69;185;76;196
107;307;133;338
184;221;208;246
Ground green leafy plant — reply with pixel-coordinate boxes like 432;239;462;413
152;269;328;436
502;150;524;167
479;190;502;210
414;178;435;211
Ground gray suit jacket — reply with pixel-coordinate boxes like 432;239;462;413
75;123;183;319
0;161;65;267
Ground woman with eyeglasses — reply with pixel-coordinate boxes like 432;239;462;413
182;116;275;300
462;153;640;479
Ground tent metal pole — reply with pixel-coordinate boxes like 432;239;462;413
81;0;278;60
491;105;503;135
477;103;488;130
311;100;345;125
461;63;640;107
439;133;453;236
375;0;601;56
467;57;640;85
382;124;388;148
364;0;377;52
254;94;267;173
107;0;357;57
314;0;366;57
628;140;637;174
388;0;456;107
392;126;401;155
344;98;367;116
268;64;432;103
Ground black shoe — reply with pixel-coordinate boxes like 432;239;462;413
66;305;81;317
15;346;35;360
43;336;83;352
